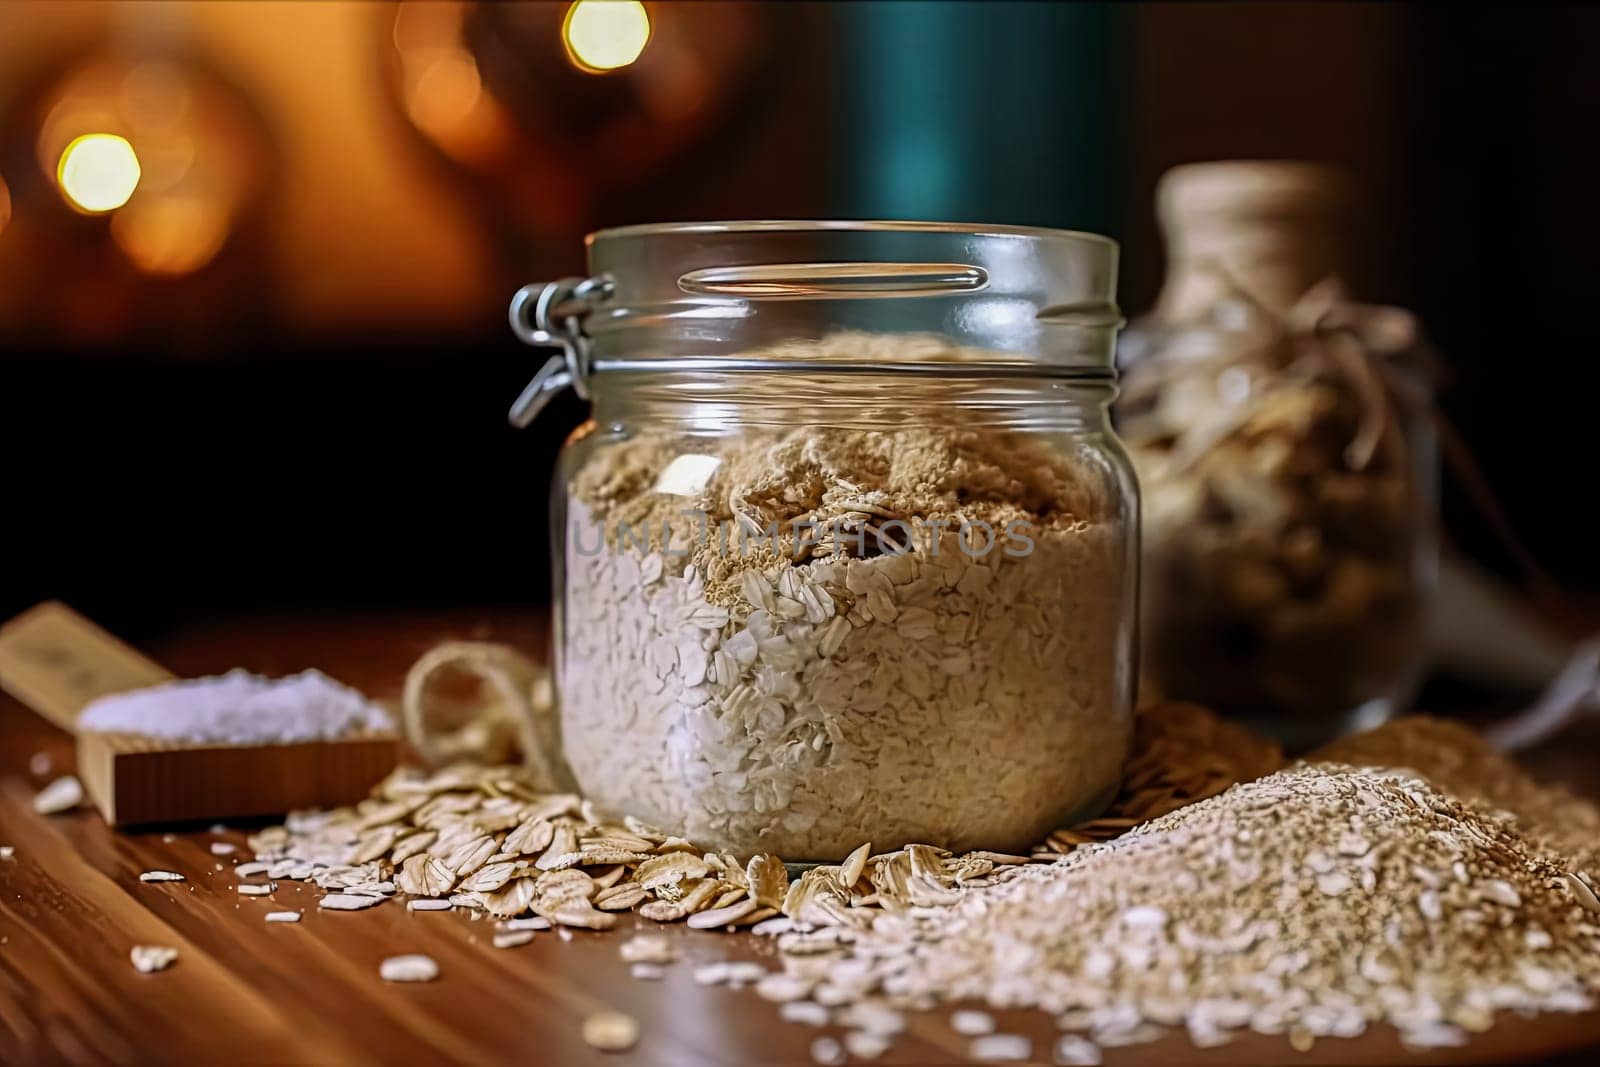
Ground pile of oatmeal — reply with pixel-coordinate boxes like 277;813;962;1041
561;418;1131;859
761;763;1600;1058
240;709;1600;1062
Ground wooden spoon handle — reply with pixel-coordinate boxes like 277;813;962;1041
0;601;174;734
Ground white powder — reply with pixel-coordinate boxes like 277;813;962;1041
78;669;392;745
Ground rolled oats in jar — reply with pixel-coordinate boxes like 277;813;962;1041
509;221;1137;859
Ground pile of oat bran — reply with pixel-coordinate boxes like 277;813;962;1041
766;763;1600;1057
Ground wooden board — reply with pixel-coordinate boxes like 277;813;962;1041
77;729;399;827
2;611;1599;1065
0;602;399;826
0;601;173;731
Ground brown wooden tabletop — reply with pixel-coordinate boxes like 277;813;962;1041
3;611;1600;1066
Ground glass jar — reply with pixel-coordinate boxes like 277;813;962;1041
1119;163;1437;748
509;221;1137;860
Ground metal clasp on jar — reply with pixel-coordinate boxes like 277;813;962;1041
506;275;614;428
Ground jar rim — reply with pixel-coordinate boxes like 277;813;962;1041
508;221;1123;428
588;218;1119;249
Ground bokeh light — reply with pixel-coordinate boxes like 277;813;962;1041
392;1;513;165
57;133;141;213
562;0;651;73
407;49;485;137
110;193;229;275
32;56;269;276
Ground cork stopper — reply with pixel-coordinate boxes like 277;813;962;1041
1154;161;1350;320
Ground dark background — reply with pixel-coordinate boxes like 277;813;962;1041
2;2;1596;639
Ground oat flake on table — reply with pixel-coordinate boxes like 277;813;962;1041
492;930;534;949
130;945;178;973
582;1010;640;1052
950;1009;996;1036
242;711;1600;1059
379;954;438;982
32;775;82;815
319;893;383;911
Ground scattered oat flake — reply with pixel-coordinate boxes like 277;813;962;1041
840;842;871;889
237;883;276;896
951;1009;996;1036
844;1031;890;1060
746;853;790;909
780;1001;832;1027
1401;1022;1468;1049
140;870;185;883
29;752;52;776
630;962;666;980
692;962;730;986
810;1036;846;1066
265;911;301;923
754;973;812;1003
319;893;384;911
33;775;83;815
210;842;237;856
130;945;178;973
686;898;758;929
724;962;768;986
492;930;535;949
970;1034;1032;1061
234;861;269;876
407;899;453;912
379;954;438;982
582;1010;640;1052
1053;1034;1102;1065
0;846;13;860
619;934;676;965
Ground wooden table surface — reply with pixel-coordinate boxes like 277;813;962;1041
3;611;1600;1066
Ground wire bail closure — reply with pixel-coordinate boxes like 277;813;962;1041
506;275;612;428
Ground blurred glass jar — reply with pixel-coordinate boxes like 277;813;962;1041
508;221;1138;858
1118;163;1438;748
